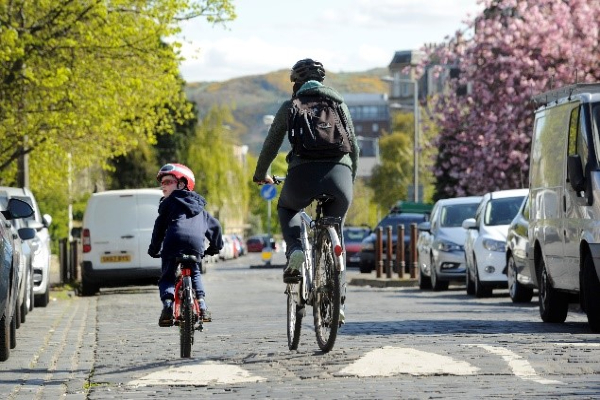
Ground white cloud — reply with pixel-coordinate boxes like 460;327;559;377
174;0;482;82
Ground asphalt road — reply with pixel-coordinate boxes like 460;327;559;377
2;251;599;399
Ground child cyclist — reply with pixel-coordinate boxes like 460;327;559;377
148;163;223;327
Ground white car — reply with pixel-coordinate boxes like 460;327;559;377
0;187;52;308
463;188;528;298
417;196;482;291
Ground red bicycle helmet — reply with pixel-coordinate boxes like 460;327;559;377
156;163;195;191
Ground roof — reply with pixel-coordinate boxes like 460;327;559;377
489;188;528;199
435;196;483;206
532;83;600;107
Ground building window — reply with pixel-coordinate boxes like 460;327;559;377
372;123;379;133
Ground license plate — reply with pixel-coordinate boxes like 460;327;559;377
101;255;132;263
349;256;361;262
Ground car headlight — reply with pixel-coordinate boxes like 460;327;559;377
29;236;42;254
483;239;506;252
434;240;462;252
361;242;374;251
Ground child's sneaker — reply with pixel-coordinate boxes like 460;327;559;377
283;250;304;283
199;298;212;322
158;300;173;327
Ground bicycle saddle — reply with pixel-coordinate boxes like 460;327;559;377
176;254;199;264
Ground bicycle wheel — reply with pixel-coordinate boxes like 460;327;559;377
313;228;341;352
286;283;303;350
180;280;194;358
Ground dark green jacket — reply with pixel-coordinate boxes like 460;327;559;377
253;81;359;182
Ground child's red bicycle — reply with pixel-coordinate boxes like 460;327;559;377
173;254;203;358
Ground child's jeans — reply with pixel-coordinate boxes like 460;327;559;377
158;256;205;301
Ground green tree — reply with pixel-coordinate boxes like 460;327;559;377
368;112;414;210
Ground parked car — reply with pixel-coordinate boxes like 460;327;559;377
0;198;36;361
359;202;432;274
343;226;370;268
505;195;535;303
10;218;33;326
246;235;277;253
463;188;528;298
81;189;163;296
0;187;52;307
528;83;600;331
417;196;482;291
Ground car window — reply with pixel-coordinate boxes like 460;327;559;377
11;195;36;221
484;196;526;226
343;229;369;241
440;204;479;227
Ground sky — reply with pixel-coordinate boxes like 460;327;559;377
175;0;483;83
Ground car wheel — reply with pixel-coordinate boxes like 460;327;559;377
538;256;569;323
582;254;600;332
20;293;27;324
359;261;373;274
465;260;475;295
81;276;99;297
430;255;449;291
473;257;492;298
507;255;533;303
35;288;50;307
10;308;16;349
0;313;10;361
418;265;432;290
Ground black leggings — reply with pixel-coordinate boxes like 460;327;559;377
277;162;353;257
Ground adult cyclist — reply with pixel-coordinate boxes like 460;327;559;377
252;58;358;321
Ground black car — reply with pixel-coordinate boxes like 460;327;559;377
0;198;35;361
359;205;430;274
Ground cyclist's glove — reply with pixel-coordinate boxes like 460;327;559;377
148;247;161;258
204;246;220;256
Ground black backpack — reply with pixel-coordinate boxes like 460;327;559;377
287;95;352;159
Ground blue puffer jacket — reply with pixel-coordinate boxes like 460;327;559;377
148;190;223;258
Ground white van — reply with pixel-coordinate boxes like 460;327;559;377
529;83;600;332
81;189;163;296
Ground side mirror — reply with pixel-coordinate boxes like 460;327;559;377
567;154;585;193
18;227;36;241
2;198;34;220
43;214;52;227
417;221;431;232
462;218;478;230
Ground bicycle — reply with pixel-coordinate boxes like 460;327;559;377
172;254;205;358
271;176;345;352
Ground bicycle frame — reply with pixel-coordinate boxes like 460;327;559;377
173;265;200;325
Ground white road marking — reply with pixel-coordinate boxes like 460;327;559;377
466;344;564;385
553;343;600;348
128;361;266;386
335;346;479;377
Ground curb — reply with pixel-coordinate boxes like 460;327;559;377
349;277;418;288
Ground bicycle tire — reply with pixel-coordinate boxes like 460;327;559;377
180;278;194;358
286;284;303;350
313;227;341;352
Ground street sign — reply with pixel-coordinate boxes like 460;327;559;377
260;184;277;201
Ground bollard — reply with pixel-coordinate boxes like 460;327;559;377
59;238;68;284
375;227;383;278
397;224;405;279
386;225;393;279
410;223;418;278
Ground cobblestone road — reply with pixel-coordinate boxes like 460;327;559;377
2;252;599;399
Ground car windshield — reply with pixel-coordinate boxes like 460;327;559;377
440;204;479;227
376;213;427;230
484;196;525;226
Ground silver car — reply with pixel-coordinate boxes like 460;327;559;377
417;196;482;291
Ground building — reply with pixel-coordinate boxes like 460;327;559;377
344;93;389;178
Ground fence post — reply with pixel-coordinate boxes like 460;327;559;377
385;226;392;278
410;223;418;279
397;224;405;279
375;227;383;278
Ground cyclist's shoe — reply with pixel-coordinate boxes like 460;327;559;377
339;309;345;326
283;250;304;283
158;301;173;327
199;298;212;322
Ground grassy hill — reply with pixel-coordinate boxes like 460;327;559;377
184;67;389;155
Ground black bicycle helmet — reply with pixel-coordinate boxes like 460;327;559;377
290;58;326;83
